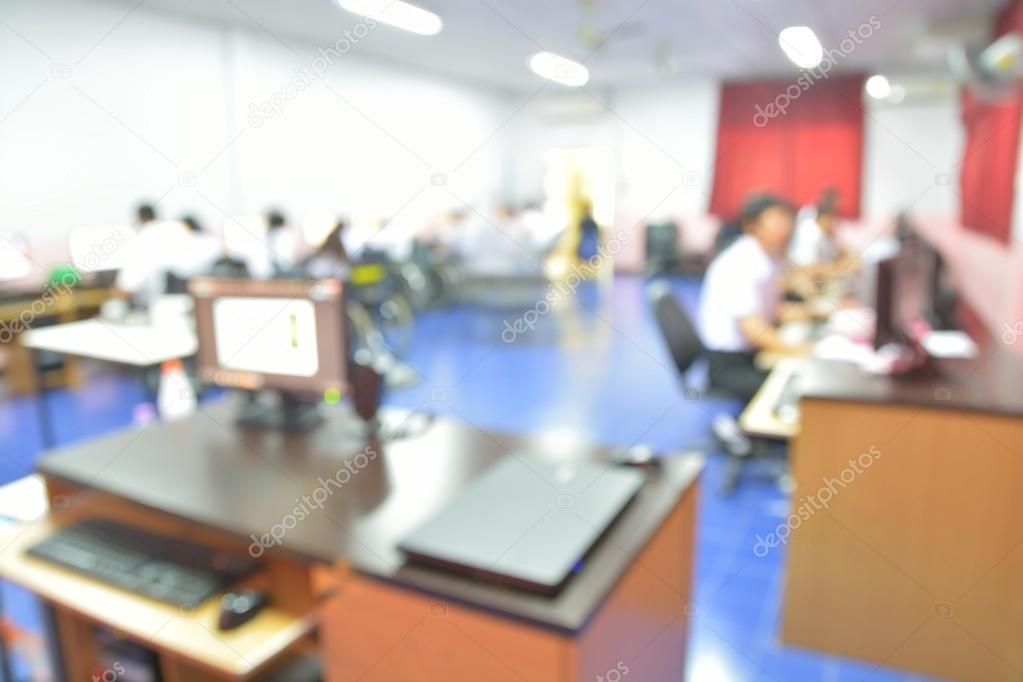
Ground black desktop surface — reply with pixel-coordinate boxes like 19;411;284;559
37;397;703;633
798;348;1023;418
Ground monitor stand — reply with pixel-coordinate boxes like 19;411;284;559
235;391;325;433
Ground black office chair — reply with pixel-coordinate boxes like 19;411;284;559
644;223;682;276
648;280;704;382
646;281;785;494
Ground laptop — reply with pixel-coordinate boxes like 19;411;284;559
399;455;645;594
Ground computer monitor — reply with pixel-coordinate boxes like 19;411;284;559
190;277;349;431
874;245;936;351
874;256;898;350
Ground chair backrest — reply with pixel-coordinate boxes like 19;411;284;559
646;281;704;377
644;223;680;272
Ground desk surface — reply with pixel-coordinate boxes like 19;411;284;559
38;400;702;633
22;317;197;366
740;358;805;440
799;349;1023;417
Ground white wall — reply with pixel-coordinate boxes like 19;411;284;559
0;0;968;275
861;92;964;221
0;0;512;270
498;79;967;271
501;80;721;268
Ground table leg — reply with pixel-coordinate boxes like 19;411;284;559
32;350;57;452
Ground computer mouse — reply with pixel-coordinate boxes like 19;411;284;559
217;589;269;631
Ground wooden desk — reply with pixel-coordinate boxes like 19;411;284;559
2;286;112;393
9;402;702;681
779;352;1023;681
739;357;806;440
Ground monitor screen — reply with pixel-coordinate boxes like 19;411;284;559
190;278;348;396
874;256;898;349
896;241;936;336
874;245;936;349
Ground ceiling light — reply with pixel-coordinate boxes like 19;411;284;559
529;52;589;87
778;26;823;69
337;0;442;36
865;74;892;99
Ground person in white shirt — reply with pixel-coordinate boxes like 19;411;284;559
698;194;810;401
178;216;222;275
789;199;840;271
115;205;192;308
266;211;300;276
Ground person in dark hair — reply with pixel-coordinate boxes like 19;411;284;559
301;218;350;279
577;200;599;262
698;193;808;402
264;210;297;276
267;211;286;230
181;215;203;233
789;192;841;273
136;204;157;226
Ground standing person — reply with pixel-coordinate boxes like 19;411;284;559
698;194;809;402
577;200;599;262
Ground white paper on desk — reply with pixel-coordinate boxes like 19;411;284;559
0;474;48;523
825;306;875;339
813;335;876;364
922;330;978;359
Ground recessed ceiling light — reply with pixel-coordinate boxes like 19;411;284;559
337;0;442;36
865;74;892;99
529;52;589;87
778;26;823;69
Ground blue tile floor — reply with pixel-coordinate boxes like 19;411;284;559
0;274;941;681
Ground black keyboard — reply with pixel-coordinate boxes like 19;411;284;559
27;519;260;609
774;372;803;425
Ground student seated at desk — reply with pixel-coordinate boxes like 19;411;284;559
266;210;300;277
113;204;180;307
698;194;810;402
790;197;839;271
301;218;350;279
787;192;858;294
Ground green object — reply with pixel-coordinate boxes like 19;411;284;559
48;266;80;287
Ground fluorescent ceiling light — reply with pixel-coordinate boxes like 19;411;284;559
778;26;823;69
529;52;589;87
337;0;442;36
865;74;892;99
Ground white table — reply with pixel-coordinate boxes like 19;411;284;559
21;317;196;367
21;317;197;449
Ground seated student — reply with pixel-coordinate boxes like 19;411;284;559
179;215;222;273
698;194;810;402
789;195;841;275
266;210;299;276
301;219;350;279
114;204;188;307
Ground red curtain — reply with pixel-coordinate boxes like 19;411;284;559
959;0;1023;243
710;75;865;219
